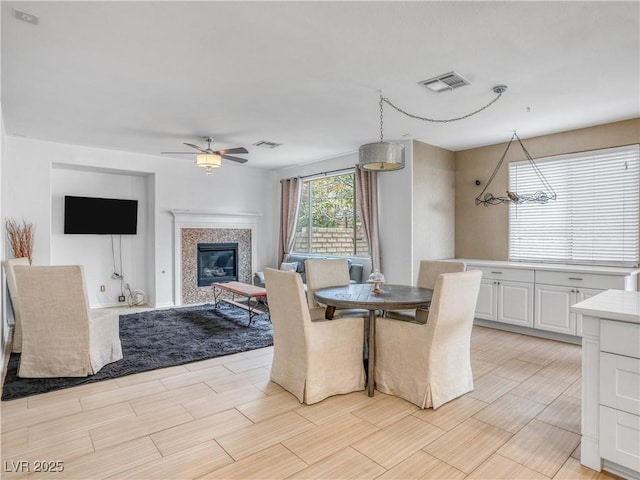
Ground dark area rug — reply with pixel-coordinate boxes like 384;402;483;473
1;303;272;401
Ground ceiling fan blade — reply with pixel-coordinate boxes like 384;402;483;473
183;142;209;154
222;155;249;164
215;147;248;155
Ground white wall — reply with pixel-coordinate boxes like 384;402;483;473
412;140;456;277
51;167;150;307
4;136;277;308
378;141;414;284
0;102;8;369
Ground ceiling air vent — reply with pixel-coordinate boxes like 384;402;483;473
253;140;282;149
419;71;471;93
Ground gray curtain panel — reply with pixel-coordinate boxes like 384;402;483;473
355;166;380;271
279;177;302;264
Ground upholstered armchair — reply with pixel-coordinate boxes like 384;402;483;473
264;267;365;404
14;265;123;378
385;260;466;324
3;257;31;353
374;270;482;409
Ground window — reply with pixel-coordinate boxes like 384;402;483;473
294;172;369;256
509;145;640;267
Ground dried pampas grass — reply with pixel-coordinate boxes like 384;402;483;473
6;219;34;264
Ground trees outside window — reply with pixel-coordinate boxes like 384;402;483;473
294;172;369;256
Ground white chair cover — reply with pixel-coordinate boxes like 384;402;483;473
305;258;368;321
14;265;123;378
416;260;467;290
2;257;31;353
375;270;482;409
386;260;466;323
264;267;365;404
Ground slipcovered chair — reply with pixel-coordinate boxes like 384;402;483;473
14;265;123;378
374;270;482;409
264;267;365;404
2;257;31;353
305;258;368;321
386;260;466;324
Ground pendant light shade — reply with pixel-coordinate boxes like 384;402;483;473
196;153;222;175
359;142;405;171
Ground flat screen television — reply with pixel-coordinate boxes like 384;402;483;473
64;196;138;235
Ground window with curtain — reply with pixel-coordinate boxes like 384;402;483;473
294;172;369;256
509;144;640;267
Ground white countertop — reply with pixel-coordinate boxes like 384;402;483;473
571;289;640;324
454;258;640;276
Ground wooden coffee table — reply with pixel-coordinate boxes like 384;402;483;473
211;281;268;326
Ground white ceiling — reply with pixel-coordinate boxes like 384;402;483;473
2;1;638;170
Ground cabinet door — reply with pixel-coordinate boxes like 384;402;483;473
600;352;640;416
599;406;640;472
475;279;498;321
498;281;534;327
575;288;604;337
535;284;576;335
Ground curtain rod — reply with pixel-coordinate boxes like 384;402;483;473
281;166;356;182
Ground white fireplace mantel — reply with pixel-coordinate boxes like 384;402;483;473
172;210;262;305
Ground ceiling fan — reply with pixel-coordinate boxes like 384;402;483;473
162;136;248;174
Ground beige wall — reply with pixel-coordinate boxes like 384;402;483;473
455;118;640;260
412;140;456;280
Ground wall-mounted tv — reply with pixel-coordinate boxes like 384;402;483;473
64;196;138;235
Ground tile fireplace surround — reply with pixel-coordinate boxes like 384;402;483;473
172;211;260;305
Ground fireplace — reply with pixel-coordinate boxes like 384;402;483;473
197;243;238;286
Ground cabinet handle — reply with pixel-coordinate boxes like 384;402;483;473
568;277;583;281
491;271;503;274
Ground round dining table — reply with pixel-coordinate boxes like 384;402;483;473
314;283;433;396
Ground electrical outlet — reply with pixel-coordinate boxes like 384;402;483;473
100;285;106;292
118;295;126;302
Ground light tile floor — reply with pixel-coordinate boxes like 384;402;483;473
0;320;623;479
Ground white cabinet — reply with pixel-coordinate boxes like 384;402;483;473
472;267;534;328
534;284;603;336
535;270;629;336
574;292;640;478
576;288;605;336
462;259;639;340
476;279;498;321
535;284;576;335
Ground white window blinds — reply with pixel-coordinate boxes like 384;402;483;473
509;144;640;267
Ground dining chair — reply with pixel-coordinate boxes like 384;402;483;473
386;260;466;323
14;265;123;378
374;269;482;409
304;258;369;321
2;257;31;353
264;267;365;404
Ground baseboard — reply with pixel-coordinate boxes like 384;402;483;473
602;460;639;480
473;319;581;345
154;302;176;309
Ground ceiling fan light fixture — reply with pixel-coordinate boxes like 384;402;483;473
196;153;222;174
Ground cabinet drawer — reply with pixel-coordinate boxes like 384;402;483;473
599;405;640;473
535;270;626;290
601;320;640;358
473;266;534;283
600;352;640;416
